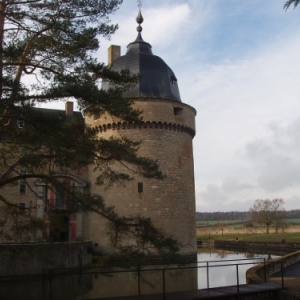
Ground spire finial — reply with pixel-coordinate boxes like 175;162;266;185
136;0;144;37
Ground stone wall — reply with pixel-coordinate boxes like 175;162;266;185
84;98;197;256
246;250;300;284
214;240;300;255
0;241;92;276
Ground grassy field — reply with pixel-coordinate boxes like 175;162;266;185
196;220;247;227
197;232;300;243
196;219;300;228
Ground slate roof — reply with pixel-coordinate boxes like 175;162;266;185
102;10;182;103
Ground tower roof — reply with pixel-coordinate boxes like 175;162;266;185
102;7;181;102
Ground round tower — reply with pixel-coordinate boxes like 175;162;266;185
85;8;197;256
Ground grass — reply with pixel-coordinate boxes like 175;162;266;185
197;232;300;243
196;219;300;227
196;220;248;227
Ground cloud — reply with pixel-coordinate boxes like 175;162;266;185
222;178;254;193
99;4;192;50
285;195;300;210
41;0;300;212
190;28;300;211
245;117;300;192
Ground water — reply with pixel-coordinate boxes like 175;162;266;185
0;248;279;300
196;248;278;289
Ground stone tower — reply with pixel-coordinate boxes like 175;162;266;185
84;8;197;257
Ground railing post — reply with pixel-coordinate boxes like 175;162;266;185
280;260;284;288
206;261;209;289
263;258;267;282
162;268;166;300
138;265;141;296
49;270;52;300
42;269;45;300
236;264;240;297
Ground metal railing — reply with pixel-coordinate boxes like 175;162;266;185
0;258;284;300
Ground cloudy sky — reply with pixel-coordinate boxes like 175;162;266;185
49;0;300;212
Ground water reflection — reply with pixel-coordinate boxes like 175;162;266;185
197;248;278;289
0;273;93;300
0;248;278;300
84;267;198;299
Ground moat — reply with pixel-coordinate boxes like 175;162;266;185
0;248;279;300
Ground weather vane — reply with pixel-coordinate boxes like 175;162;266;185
137;0;143;9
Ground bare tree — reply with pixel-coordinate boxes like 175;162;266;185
249;199;286;234
284;0;300;10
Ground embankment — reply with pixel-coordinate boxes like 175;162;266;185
214;240;300;256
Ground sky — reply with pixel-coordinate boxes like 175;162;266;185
47;0;300;212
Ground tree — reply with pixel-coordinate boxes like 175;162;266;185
0;0;177;256
284;0;300;10
249;199;286;234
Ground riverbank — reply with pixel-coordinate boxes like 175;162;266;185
214;240;300;255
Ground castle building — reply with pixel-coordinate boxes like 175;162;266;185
0;8;197;257
84;9;197;256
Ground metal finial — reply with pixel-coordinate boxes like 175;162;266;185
136;1;144;26
134;0;145;42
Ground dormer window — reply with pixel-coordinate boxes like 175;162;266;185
171;75;178;87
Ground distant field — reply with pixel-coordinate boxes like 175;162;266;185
196;220;248;227
285;219;300;225
196;219;300;227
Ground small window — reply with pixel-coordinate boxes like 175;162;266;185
17;119;24;128
19;171;26;194
173;107;183;116
19;202;26;214
138;182;143;193
171;75;178;87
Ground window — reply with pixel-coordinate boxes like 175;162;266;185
17;119;24;128
19;171;26;194
19;202;26;214
173;107;183;116
171;75;178;87
55;190;65;209
138;182;143;193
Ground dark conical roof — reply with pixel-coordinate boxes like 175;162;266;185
102;9;181;102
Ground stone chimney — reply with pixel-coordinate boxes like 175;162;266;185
65;101;73;116
108;45;121;66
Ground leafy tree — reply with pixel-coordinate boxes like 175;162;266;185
0;0;177;255
284;0;300;10
249;199;286;234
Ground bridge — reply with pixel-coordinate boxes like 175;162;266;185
108;282;282;299
89;258;300;300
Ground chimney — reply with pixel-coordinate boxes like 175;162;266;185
65;101;73;116
108;45;121;66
